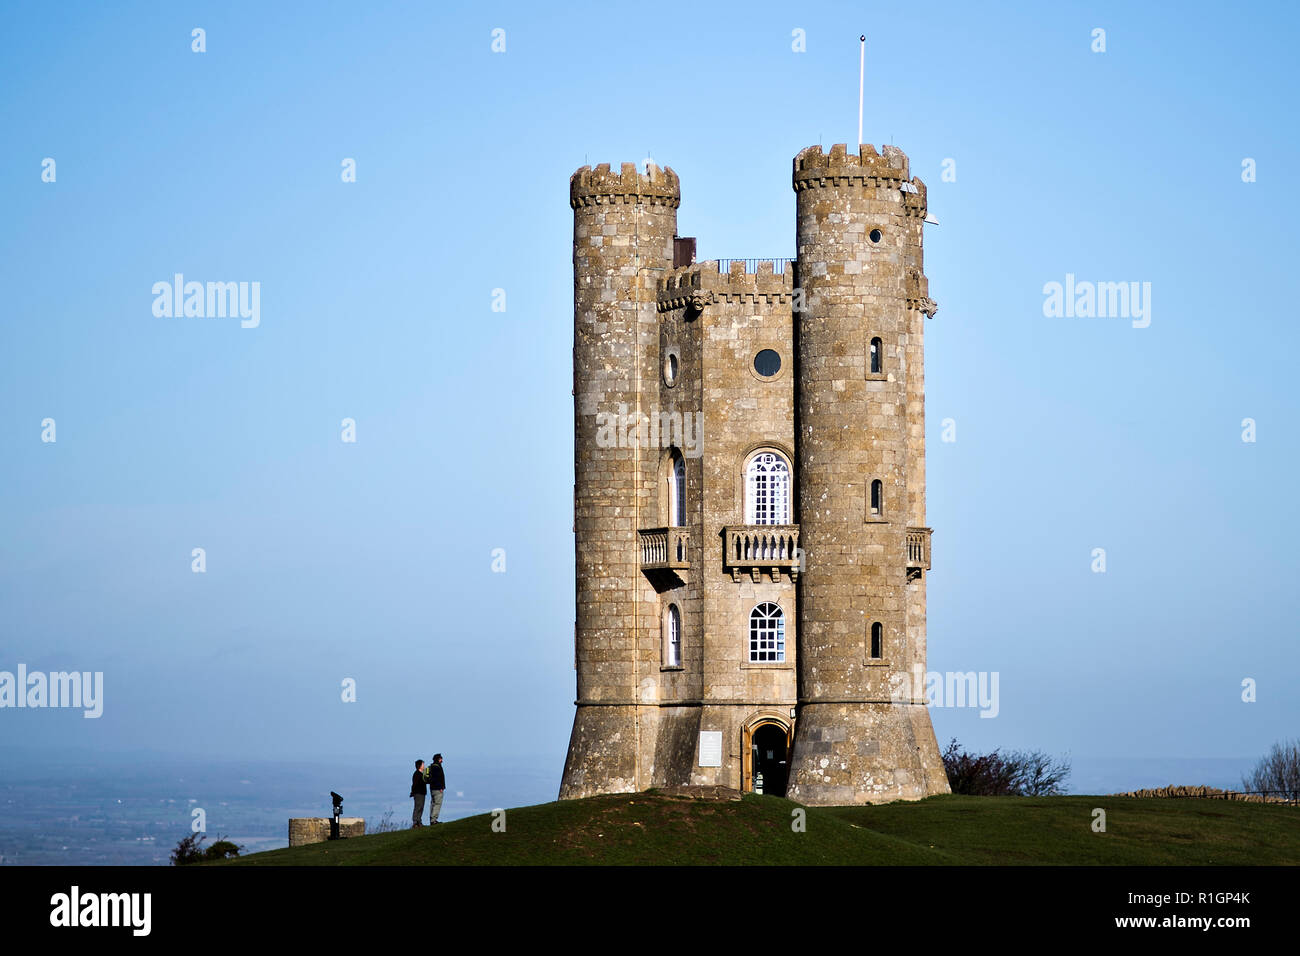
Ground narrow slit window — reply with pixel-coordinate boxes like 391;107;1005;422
870;337;882;374
666;605;682;667
670;457;691;528
669;455;686;527
870;479;883;516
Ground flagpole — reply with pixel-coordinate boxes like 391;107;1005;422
858;35;866;145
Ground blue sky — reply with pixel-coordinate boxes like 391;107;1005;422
1;1;1297;785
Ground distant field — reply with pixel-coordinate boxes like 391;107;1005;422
221;791;1300;866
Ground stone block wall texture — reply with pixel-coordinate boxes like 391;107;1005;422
288;817;365;847
785;144;947;804
560;146;949;805
561;162;678;799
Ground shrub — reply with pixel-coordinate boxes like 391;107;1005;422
170;832;243;865
1242;739;1300;801
170;833;205;866
941;739;1070;796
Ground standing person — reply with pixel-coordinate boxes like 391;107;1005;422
410;759;427;828
427;754;446;824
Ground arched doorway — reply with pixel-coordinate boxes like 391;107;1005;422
743;716;792;797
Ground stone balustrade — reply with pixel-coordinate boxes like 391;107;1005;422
906;527;932;578
639;527;690;571
722;525;800;581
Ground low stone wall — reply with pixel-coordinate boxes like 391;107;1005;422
288;817;366;847
1111;785;1293;804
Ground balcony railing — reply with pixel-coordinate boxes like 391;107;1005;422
714;258;796;276
639;527;690;572
723;525;801;581
906;527;932;578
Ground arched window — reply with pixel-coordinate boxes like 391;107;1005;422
749;603;785;663
745;452;791;525
665;604;682;667
670;456;686;527
870;479;883;516
870;337;882;373
870;622;883;659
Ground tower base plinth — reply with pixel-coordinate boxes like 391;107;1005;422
785;702;949;805
559;705;639;800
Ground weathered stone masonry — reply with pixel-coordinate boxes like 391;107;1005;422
560;145;949;805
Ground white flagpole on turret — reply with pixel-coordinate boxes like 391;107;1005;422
858;35;866;145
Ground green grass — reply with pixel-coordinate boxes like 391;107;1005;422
218;791;1300;866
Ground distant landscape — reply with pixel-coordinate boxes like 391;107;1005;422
0;747;1267;865
0;749;556;866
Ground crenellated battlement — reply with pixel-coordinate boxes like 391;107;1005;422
571;161;681;209
657;259;795;312
793;144;928;212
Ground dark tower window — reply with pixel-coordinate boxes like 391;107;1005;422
869;228;882;243
753;349;781;377
870;622;883;659
870;479;883;515
870;337;882;373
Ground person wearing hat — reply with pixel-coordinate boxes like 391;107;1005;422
425;753;446;824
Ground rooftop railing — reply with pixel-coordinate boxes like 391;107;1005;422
712;258;796;275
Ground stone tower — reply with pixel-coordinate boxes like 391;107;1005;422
560;145;948;805
562;162;680;798
783;144;946;804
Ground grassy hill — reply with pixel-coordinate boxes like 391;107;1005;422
222;790;1300;866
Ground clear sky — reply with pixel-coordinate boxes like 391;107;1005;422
1;1;1297;782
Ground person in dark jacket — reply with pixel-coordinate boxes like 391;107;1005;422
426;754;446;824
410;759;427;827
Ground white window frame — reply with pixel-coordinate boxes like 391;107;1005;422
749;602;785;663
665;604;682;667
745;452;791;525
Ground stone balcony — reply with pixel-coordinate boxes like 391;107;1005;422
723;525;801;582
639;527;690;572
906;527;932;580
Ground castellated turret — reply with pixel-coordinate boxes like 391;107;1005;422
560;146;948;805
562;162;681;799
784;143;946;804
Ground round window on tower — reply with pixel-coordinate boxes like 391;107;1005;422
869;228;883;244
753;349;782;379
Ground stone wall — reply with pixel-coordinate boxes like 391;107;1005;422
288;817;365;847
1112;786;1296;804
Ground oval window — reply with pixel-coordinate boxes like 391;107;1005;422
753;349;781;377
665;352;679;386
869;228;882;243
